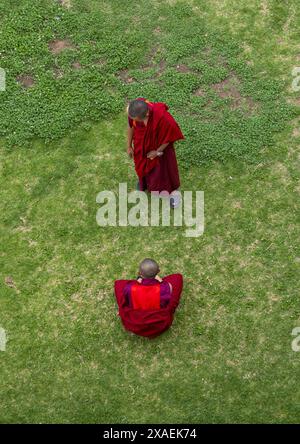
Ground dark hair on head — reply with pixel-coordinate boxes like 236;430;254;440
139;258;159;279
128;99;148;119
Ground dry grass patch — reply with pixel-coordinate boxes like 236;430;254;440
292;127;300;137
53;67;64;79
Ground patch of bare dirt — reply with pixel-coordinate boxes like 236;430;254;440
57;0;71;8
5;276;15;288
287;97;300;107
16;75;35;88
212;75;241;99
176;64;192;73
141;44;166;75
194;88;205;97
211;73;259;113
72;61;81;70
118;69;136;84
293;127;300;137
156;59;167;76
267;291;280;303
48;39;75;54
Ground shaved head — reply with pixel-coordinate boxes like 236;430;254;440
128;99;149;120
139;258;159;279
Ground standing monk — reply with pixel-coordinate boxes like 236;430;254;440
127;97;184;207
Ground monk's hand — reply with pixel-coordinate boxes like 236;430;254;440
127;146;134;158
147;150;161;160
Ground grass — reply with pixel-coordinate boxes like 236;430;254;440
0;0;297;164
0;0;300;423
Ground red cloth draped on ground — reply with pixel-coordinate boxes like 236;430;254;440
128;97;185;194
114;274;183;338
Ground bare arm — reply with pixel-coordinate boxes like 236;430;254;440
147;142;169;160
127;124;134;148
127;125;134;158
157;142;169;154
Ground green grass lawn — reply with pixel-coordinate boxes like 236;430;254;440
0;0;300;423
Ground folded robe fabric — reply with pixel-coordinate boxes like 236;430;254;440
114;274;183;339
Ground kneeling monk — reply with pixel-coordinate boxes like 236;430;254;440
127;98;185;207
114;258;183;338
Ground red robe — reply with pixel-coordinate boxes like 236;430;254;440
128;98;185;194
114;274;183;338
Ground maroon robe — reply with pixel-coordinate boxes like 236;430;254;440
128;98;185;194
124;278;171;309
114;274;183;338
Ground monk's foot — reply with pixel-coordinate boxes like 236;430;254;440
170;190;181;209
